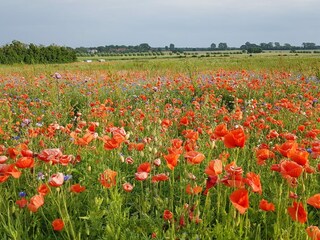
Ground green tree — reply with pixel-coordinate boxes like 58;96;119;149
274;42;281;49
218;42;228;50
247;47;262;53
284;43;292;50
0;41;77;64
302;42;316;49
139;43;151;52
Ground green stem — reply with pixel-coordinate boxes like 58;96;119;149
170;169;175;239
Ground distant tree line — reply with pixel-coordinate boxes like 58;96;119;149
0;41;77;64
76;42;233;56
239;41;320;53
1;40;319;63
76;43;152;55
76;41;320;56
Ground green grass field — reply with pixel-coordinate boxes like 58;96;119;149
2;54;320;76
77;50;320;63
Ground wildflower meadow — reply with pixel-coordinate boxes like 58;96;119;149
0;57;319;239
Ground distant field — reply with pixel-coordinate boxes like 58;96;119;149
77;50;320;62
2;54;319;77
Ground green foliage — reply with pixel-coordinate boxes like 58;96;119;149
0;41;77;64
247;47;263;54
220;94;235;112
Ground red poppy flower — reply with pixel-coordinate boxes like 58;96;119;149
306;129;320;139
125;157;134;164
223;128;246;148
111;127;126;142
153;158;161;167
183;130;199;141
0;164;21;182
103;137;120;150
270;164;281;172
135;171;149;181
171;139;183;149
221;163;245;188
184;151;205;165
280;160;303;178
311;141;320;155
184;139;197;152
179;214;186;227
7;147;19;160
287;201;307;223
305;165;315;174
168;139;184;155
0;156;8;164
122;182;134;192
27;194;44;212
0;145;6;155
15;157;34;169
135;143;145;151
6;164;22;178
277;141;298;157
205;159;222;176
70;184;86;193
167;146;183;155
70;132;95;146
88;122;99;132
298;125;305;132
179;116;189;126
38;183;50;196
289;191;299;199
99;169;117;188
16;197;28;208
203;176;219;195
0;175;9;183
137;162;151;173
163;210;173;221
306;226;320;240
259;199;275;212
52;219;64;231
38;148;63;163
281;132;297;141
59;155;74;166
230;189;249;214
245;172;262;195
161;119;172;128
307;194;320;209
164;153;179;170
256;149;275;165
212;123;228;139
266;129;279;139
287;148;309;166
151;173;169;183
49;173;64;187
21;149;33;157
186;184;202;195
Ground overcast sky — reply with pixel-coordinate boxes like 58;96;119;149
0;0;319;48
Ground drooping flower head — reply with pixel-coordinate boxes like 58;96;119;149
230;189;249;214
99;169;117;188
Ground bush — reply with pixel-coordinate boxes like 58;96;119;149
0;41;77;64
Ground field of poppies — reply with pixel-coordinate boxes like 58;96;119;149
0;57;319;239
